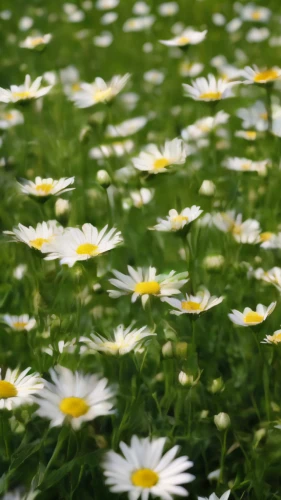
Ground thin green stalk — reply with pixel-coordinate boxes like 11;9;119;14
218;430;227;484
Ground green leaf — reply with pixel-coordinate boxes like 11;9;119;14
9;439;41;472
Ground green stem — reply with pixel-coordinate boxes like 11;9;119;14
219;430;227;484
265;85;273;132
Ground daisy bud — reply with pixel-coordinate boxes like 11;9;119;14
162;341;173;358
96;169;111;188
200;410;209;419
199;179;216;196
253;428;266;448
178;371;193;386
175;342;188;359
55;198;70;217
95;435;108;448
208;377;224;393
203;254;225;271
214;412;231;431
79;125;92;143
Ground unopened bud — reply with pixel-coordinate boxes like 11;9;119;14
79;125;92;143
199;179;216;196
208;377;224;394
96;169;111;188
162;341;173;358
214;412;230;431
175;342;188;359
55;198;70;217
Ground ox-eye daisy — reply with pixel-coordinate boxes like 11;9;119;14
132;138;187;174
240;4;271;22
262;329;281;345
150;206;203;232
162;288;223;315
0;75;52;103
71;74;130;108
254;267;281;291
160;28;207;47
80;323;156;355
35;366;115;430
103;435;195;500
0;109;24;129
228;302;276;326
18;176;75;197
108;266;189;307
42;223;122;267
223;157;268;175
183;74;240;102
2;314;36;332
241;65;281;84
4;220;63;252
19;34;52;50
0;367;43;410
198;491;231;500
212;211;261;244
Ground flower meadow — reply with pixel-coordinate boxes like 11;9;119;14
2;1;281;499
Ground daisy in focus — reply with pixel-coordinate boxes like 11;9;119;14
0;109;24;129
18;176;75;198
108;266;189;307
183;74;240;102
80;323;156;355
241;66;281;84
19;34;52;50
103;435;195;500
160;28;207;47
228;302;276;327
71;74;130;108
4;220;63;252
2;314;36;332
150;206;203;232
0;75;53;103
0;367;43;410
35;366;115;429
42;223;122;267
162;288;224;315
213;211;261;244
262;329;281;345
132;138;187;174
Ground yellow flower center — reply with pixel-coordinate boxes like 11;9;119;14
177;36;190;46
199;91;222;100
30;37;45;47
59;397;89;418
35;183;54;195
181;300;203;311
71;82;81;92
270;332;281;344
0;380;17;398
76;243;99;256
245;131;257;140
251;11;262;20
94;87;112;103
12;91;32;100
4;112;14;120
131;468;159;488
13;321;28;330
153;157;170;170
244;311;264;324
134;281;160;295
30;238;50;250
232;224;242;235
198;124;211;132
241;162;252;171
171;215;188;228
253;70;279;83
260;232;273;242
260;112;268;120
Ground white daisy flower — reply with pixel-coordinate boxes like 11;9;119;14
223;157;268;174
262;329;281;345
246;27;269;43
93;31;113;47
4;220;63;252
162;288;224;315
106;116;147;138
89;139;134;159
42;339;78;356
213;211;261;244
144;70;165;85
80;323;156;355
259;232;281;249
241;65;281;84
183;74;240;102
130;188;154;208
179;60;204;78
132;138;187;174
19;34;52;49
0;367;43;410
0;109;24;129
71;74;130;108
150;206;203;232
18;176;75;197
2;489;39;500
103;435;195;500
240;4;271;22
228;302;276;327
160;28;207;47
235;130;257;141
236;100;268;131
254;267;281;292
158;2;179;17
181;111;229;141
96;0;119;10
0;75;53;103
42;223;122;267
123;16;155;32
108;266;189;307
2;314;36;332
35;366;115;430
198;491;231;500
